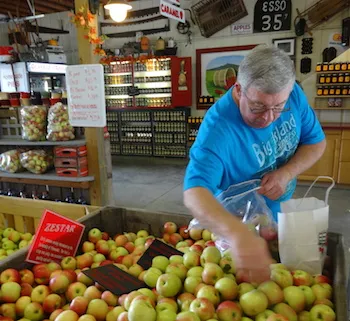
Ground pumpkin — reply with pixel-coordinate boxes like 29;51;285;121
140;36;150;51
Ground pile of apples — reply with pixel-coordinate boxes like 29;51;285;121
0;227;33;260
0;150;23;174
47;103;75;142
20;150;54;174
0;223;336;321
21;106;47;141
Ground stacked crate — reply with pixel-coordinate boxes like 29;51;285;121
54;145;89;177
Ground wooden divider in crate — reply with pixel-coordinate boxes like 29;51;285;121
0;196;99;233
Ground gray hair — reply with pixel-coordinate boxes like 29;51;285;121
237;45;296;94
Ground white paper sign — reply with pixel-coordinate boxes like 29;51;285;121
160;0;185;23
231;23;253;35
66;64;106;127
0;62;29;93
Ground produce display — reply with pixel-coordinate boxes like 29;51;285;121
0;150;23;173
47;102;75;141
20;106;48;141
0;222;336;321
20;150;54;174
0;227;33;259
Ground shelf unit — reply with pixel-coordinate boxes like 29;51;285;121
106;108;190;158
0;138;86;146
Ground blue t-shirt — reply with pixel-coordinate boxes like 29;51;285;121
184;83;325;221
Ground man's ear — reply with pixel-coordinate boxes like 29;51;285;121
235;83;242;97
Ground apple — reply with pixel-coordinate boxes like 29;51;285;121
202;263;224;285
15;296;31;317
55;310;80;321
128;299;156;321
201;229;211;241
101;290;118;306
124;242;135;253
164;222;178;234
298;311;311;321
194;283;206;296
21;283;33;296
49;273;70;294
165;263;188;281
156;273;182;297
20;269;35;285
66;282;88;302
21;232;33;241
273;303;298;321
242;318;254;321
61;256;77;270
132;294;156;309
84;285;102;301
124;291;143;310
86;299;109;321
219;257;236;274
270;264;288;270
1;303;16;319
128;264;144;278
313;299;334;309
179;226;190;239
79;314;98;321
117;311;129;321
77;254;94;269
70;296;89;315
152;256;170;272
24;302;45;321
197;285;220;306
271;269;293;289
8;230;21;243
309;305;335;321
137;230;149;238
216;301;242;321
177;293;196;311
157;310;177;321
138;288;157;302
82;241;95;253
163;234;171;243
189;228;203;241
183;252;201;269
291;270;313;286
266;314;290;321
176;241;190;249
0;268;21;283
106;306;126;321
31;285;50;304
176;311;201;321
184;276;202;294
77;270;94;286
257;281;284;306
240;290;268;317
18;239;29;249
43;293;63;314
283;286;305;312
189;298;215;321
88;228;103;243
157;298;178;313
313;275;331;285
143;267;162;288
255;310;275;321
189;244;204;255
49;308;64;321
200;246;221;265
214;277;238;301
96;240;110;255
187;266;203;278
299;286;316;308
311;284;332;300
1;281;21;302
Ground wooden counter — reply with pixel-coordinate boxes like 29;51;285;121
298;123;350;183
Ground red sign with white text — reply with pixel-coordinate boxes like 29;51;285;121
26;210;85;264
160;0;185;23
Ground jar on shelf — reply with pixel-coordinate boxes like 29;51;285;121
316;63;322;72
339;73;345;83
335;62;341;71
345;73;350;83
323;87;329;96
325;74;331;83
329;86;335;95
332;74;338;83
341;62;347;71
342;87;348;95
329;63;335;71
322;63;329;71
319;74;326;83
335;86;341;95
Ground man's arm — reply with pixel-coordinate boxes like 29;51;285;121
259;139;326;200
184;187;273;283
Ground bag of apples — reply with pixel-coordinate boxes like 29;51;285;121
188;179;279;259
20;105;48;141
0;149;24;173
20;149;54;174
47;102;75;141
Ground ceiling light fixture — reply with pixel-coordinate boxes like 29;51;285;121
104;0;132;23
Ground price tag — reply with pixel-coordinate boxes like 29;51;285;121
253;0;291;33
137;239;183;270
26;210;85;264
83;264;146;295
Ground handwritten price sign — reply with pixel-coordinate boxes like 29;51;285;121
66;64;106;127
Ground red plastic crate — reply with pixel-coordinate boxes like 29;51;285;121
54;156;88;169
55;167;89;177
54;145;87;158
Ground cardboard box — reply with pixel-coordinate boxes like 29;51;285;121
54;145;87;158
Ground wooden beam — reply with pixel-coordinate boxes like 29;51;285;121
0;1;51;14
0;5;30;17
32;0;72;12
75;0;111;206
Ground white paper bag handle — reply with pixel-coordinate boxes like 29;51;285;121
301;176;335;205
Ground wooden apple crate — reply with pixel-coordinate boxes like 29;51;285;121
0;195;99;234
0;206;347;320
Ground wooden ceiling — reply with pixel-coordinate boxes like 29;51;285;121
0;0;75;18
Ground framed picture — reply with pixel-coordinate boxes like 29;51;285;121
272;37;296;56
196;45;257;109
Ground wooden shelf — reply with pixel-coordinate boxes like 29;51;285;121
316;70;350;74
105;72;132;76
317;83;350;86
0;138;86;146
0;171;94;189
315;96;350;98
314;107;350;110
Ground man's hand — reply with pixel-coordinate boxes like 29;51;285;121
258;168;292;200
230;229;273;284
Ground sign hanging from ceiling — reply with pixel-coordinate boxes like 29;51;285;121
254;0;291;33
160;0;185;23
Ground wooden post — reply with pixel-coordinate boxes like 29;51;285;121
74;0;112;206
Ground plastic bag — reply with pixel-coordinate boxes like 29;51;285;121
0;150;23;173
21;106;47;141
20;150;54;174
47;102;75;141
187;180;279;258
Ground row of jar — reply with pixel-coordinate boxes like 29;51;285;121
316;62;350;72
317;86;350;96
105;75;132;84
318;73;350;84
106;99;133;108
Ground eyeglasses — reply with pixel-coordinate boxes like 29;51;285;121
242;92;291;115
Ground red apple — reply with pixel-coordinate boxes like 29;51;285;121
101;291;118;306
163;222;178;235
216;301;242;321
49;273;70;294
169;233;183;246
62;270;77;283
1;281;21;303
55;310;80;321
21;282;33;296
115;235;128;247
70;296;89;315
292;270;313;286
77;254;94;269
313;275;331;285
102;232;109;241
31;284;51;304
189;298;215;320
84;285;102;301
125;242;135;253
88;228;103;244
202;263;224;285
43;293;63;314
49;308;64;321
82;241;95;253
0;268;21;283
96;240;110;256
189;244;204;255
66;282;88;302
266;314;290;321
163;233;170;243
20;269;35;285
179;226;190;239
15;295;31;317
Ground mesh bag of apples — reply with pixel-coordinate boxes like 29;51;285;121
0;150;24;173
47;102;75;141
20;149;54;174
20;106;48;141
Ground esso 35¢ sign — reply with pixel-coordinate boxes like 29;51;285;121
254;0;291;33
